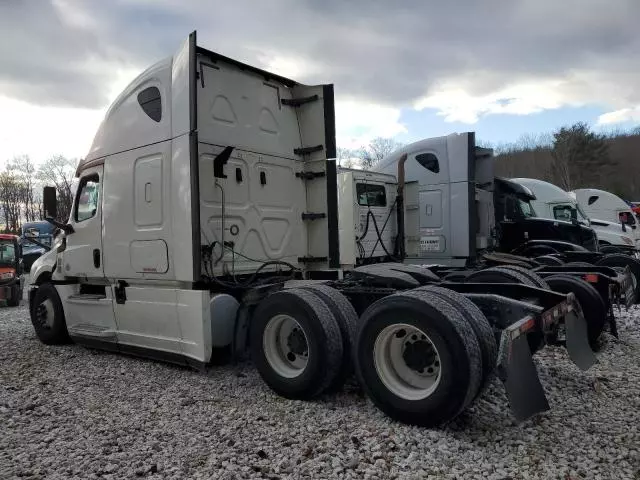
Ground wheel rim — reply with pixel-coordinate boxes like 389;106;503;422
35;299;55;330
374;323;442;401
263;314;309;378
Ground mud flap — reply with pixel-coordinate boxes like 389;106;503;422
564;310;597;371
623;270;635;308
497;318;550;422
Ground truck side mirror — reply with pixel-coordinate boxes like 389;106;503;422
43;186;57;219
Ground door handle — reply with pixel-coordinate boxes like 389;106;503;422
93;249;100;268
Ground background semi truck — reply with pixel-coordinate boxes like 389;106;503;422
27;31;617;427
510;178;640;256
572;188;640;239
341;133;640;277
338;134;639;340
20;220;56;271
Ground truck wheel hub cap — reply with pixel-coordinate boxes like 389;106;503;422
374;323;442;401
263;314;309;378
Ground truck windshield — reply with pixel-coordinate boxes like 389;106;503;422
518;200;536;218
576;203;589;222
620;211;636;226
0;240;16;266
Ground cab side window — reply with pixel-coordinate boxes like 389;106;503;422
416;153;440;174
75;175;100;222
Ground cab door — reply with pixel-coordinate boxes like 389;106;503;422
59;166;118;346
63;167;104;279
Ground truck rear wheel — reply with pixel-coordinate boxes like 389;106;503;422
599;245;624;255
564;262;594;268
494;265;550;289
465;267;545;353
250;289;343;400
535;255;564;266
30;283;71;345
414;286;497;398
354;291;482;427
517;245;559;256
299;284;358;392
595;254;640;303
545;275;606;349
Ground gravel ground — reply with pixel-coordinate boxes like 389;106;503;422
1;297;639;480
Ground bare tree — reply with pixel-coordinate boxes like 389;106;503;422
7;155;40;222
355;137;404;169
337;147;356;168
0;171;23;233
36;155;77;222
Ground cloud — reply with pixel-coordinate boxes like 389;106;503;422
1;0;639;130
597;106;640;125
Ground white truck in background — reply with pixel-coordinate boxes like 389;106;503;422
510;178;640;257
572;188;640;247
27;31;612;428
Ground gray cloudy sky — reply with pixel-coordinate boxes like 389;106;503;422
1;0;639;162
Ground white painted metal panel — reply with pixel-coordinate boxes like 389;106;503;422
130;240;169;273
176;289;211;362
197;62;300;160
85;61;171;163
171;33;194;139
199;144;306;275
103;142;175;280
113;287;182;354
134;155;163;227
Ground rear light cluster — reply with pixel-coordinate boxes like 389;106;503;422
583;273;599;283
514;316;536;338
541;300;571;328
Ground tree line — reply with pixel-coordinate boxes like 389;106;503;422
3;123;637;233
493;124;640;200
337;124;640;202
0;155;76;233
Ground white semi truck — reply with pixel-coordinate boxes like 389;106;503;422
29;31;610;427
510;178;640;256
572;188;640;244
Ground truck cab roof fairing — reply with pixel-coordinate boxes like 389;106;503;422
494;177;536;201
77;31;306;177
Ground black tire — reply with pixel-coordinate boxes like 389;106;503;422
354;291;482;427
545;275;606;349
599;245;623;255
494;265;550;289
414;285;497;398
465;267;545;352
250;288;343;400
595;253;640;303
564;262;594;268
30;283;71;345
7;284;21;307
535;255;564;266
299;284;358;392
520;245;559;256
466;267;536;287
442;272;471;282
